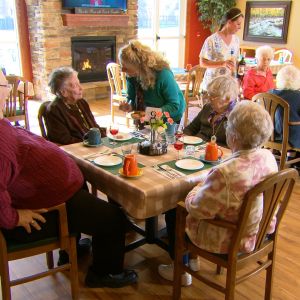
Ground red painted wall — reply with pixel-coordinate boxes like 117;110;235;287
185;0;211;67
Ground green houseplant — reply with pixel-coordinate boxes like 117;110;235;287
196;0;236;32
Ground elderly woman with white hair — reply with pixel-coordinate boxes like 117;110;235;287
183;75;239;146
158;101;278;286
242;45;275;100
270;65;300;148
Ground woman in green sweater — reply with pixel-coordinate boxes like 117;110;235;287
118;40;185;124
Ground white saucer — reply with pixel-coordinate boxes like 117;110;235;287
93;155;122;167
107;132;132;141
175;159;204;170
83;140;102;147
199;154;222;165
180;136;203;145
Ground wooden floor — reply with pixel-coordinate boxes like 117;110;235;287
3;98;300;300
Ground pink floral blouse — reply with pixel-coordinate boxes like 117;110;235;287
185;148;278;254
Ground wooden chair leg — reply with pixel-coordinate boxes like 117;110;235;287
225;265;236;300
46;251;54;269
216;265;222;274
0;258;12;300
265;252;275;300
69;237;79;300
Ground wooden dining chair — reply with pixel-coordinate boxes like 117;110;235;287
4;75;29;130
173;168;298;300
106;62;129;125
0;203;79;300
252;92;300;170
38;100;52;139
183;65;206;126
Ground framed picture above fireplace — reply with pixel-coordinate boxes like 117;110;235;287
243;1;292;44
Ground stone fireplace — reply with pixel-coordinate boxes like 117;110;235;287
71;36;116;82
25;0;137;100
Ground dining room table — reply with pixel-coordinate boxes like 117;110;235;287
60;133;231;252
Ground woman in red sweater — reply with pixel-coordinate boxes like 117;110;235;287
242;45;275;100
0;70;137;288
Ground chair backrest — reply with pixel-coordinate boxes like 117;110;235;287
252;92;290;170
5;75;29;130
228;168;297;257
38;101;51;139
184;65;205;99
273;49;293;63
106;62;125;97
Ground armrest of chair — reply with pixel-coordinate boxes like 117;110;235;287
47;203;70;250
289;121;300;126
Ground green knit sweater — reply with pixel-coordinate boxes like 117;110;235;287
126;68;185;122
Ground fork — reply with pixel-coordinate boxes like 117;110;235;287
83;149;110;159
152;165;173;179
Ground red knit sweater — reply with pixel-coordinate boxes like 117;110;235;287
0;119;84;229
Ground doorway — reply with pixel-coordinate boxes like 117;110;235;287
138;0;187;68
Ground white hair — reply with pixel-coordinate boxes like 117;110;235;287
276;65;300;90
226;101;273;149
207;75;239;101
255;45;274;60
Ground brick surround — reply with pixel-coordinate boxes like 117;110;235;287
25;0;137;100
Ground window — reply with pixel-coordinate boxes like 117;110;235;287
0;0;21;75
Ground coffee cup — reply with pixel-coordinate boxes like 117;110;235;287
123;154;138;176
205;141;223;161
83;128;101;146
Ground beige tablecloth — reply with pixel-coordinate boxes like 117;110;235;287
61;142;230;220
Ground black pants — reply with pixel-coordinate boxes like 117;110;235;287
3;189;127;276
165;208;177;260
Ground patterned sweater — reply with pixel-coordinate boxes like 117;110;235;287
185;148;278;254
0;119;83;229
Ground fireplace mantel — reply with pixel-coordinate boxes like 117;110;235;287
61;14;129;27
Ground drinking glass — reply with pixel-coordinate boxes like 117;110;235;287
121;142;133;156
173;139;184;160
109;122;119;147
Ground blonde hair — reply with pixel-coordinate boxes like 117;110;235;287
226;101;273;149
118;40;170;89
276;65;300;90
255;45;274;60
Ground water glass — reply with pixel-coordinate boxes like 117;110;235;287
121;142;133;156
185;145;195;158
166;133;176;144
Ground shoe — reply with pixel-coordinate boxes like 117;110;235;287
158;263;192;286
85;268;138;288
188;257;200;272
57;238;92;266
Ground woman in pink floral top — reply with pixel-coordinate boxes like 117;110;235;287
159;101;278;285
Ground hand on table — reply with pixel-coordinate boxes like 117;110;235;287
17;209;48;233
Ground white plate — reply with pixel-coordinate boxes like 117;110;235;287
180;136;203;145
175;159;204;171
93;155;122;167
199;154;222;165
107;132;132;141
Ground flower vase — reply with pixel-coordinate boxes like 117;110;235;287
150;128;156;144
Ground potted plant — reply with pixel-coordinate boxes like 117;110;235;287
196;0;236;32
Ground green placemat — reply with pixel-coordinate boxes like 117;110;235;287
158;158;212;175
102;136;143;149
91;154;145;175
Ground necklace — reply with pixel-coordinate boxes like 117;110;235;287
211;117;225;142
64;101;90;130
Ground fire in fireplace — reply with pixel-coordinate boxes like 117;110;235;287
71;36;116;83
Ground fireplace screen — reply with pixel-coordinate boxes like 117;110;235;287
71;36;116;83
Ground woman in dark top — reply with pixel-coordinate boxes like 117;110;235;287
183;75;239;147
270;65;300;148
46;67;106;145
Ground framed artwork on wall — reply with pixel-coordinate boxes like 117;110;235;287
243;1;292;44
